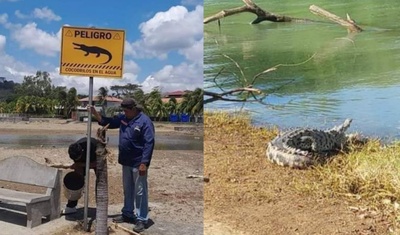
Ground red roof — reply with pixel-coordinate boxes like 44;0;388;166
164;90;187;97
79;96;123;102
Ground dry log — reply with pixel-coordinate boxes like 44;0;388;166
204;0;311;24
309;5;362;32
112;222;141;235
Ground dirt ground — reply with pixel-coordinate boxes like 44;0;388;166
0;119;203;235
203;114;393;235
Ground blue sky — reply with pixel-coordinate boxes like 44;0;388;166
0;0;203;94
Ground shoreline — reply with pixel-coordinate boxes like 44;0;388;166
0;119;203;135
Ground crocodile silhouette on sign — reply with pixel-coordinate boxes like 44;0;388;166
73;43;112;64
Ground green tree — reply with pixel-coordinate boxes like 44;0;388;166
15;71;53;97
145;88;167;120
110;83;141;98
179;88;203;122
165;97;178;114
65;88;79;118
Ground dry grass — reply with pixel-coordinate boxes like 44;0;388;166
299;139;400;230
205;111;400;232
204;111;279;207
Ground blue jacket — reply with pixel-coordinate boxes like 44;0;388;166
98;112;155;167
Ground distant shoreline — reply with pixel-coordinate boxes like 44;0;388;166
0;118;202;136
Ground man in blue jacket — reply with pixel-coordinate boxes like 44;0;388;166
90;98;155;233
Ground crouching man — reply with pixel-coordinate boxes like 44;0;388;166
61;137;97;215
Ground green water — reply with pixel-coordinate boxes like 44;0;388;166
204;0;400;140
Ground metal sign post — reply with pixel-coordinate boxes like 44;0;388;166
83;76;93;231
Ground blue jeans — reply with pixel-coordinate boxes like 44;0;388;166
121;165;149;222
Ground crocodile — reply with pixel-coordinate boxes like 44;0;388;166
73;43;112;64
266;118;352;169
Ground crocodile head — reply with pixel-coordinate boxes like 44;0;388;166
72;42;84;49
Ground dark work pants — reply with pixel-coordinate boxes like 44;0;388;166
66;167;96;208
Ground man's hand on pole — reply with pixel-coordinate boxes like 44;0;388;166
88;105;102;122
139;163;147;176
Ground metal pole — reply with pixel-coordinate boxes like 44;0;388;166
83;76;94;231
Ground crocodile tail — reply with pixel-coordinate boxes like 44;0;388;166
330;118;352;133
266;142;314;169
101;53;112;64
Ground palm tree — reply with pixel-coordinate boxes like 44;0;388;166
166;97;178;114
189;88;204;117
95;126;108;235
145;88;167;120
0;102;6;113
178;88;203;122
56;88;68;116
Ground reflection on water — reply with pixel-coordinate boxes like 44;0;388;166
204;0;400;141
0;134;203;151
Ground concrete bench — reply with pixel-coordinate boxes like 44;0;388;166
0;156;61;228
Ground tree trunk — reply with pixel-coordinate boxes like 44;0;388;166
95;126;109;235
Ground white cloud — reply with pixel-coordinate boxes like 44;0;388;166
0;13;8;25
14;10;28;19
127;5;203;59
33;7;61;21
0;35;5;52
0;53;36;83
124;59;140;74
141;62;202;93
178;37;203;63
15;7;61;22
12;22;61;56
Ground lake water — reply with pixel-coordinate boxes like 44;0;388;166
204;0;400;141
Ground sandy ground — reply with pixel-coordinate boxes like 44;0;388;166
0;119;204;235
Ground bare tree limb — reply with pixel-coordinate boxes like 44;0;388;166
204;0;314;24
204;53;316;105
204;87;262;104
309;5;362;32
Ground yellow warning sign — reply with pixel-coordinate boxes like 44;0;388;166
60;26;125;78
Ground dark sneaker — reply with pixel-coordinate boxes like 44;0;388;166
112;214;135;224
61;207;77;215
132;221;145;233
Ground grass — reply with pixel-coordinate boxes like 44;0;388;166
205;111;400;231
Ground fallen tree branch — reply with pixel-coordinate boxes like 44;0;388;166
309;5;362;32
204;87;262;104
204;0;313;24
